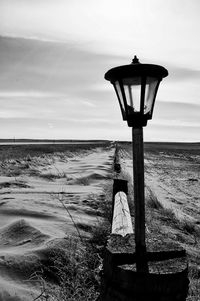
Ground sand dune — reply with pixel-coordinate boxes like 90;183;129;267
0;144;114;300
119;145;200;223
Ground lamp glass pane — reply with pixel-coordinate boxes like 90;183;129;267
123;77;141;113
114;81;127;120
144;77;159;115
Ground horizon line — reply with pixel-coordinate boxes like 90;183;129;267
0;138;199;144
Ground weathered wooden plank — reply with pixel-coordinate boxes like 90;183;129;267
111;191;133;236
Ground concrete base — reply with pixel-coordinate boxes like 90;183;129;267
100;234;189;301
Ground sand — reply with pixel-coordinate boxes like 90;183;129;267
118;143;200;299
119;143;200;224
0;144;114;300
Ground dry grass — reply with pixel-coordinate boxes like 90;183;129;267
38;172;69;181
0;142;113;300
29;159;113;301
145;194;200;301
32;189;112;301
117;143;200;301
31;238;100;301
0;142;111;162
146;189;164;210
187;266;200;301
75;177;90;186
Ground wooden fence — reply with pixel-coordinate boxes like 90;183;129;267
99;145;189;301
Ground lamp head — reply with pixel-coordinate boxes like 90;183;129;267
105;56;168;127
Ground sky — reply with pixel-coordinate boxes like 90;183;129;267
0;0;199;141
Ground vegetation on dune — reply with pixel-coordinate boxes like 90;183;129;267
0;142;113;300
0;142;112;179
0;142;111;162
32;142;199;301
145;191;200;300
31;239;100;301
0;142;199;300
29;169;113;301
118;143;200;301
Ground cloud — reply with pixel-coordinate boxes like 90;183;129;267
80;100;96;108
0;36;122;94
0;91;61;98
144;125;200;142
154;100;200;124
0;35;199;141
164;65;200;82
153;119;200;128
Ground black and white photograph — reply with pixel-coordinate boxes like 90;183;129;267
0;0;199;300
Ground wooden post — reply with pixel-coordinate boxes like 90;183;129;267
132;127;148;273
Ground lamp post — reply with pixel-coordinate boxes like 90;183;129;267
105;56;168;273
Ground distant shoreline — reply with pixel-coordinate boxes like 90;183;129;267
0;139;199;144
0;139;112;145
0;140;199;151
0;139;110;143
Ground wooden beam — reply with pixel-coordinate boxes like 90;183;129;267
112;191;133;236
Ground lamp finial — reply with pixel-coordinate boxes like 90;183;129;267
132;55;140;64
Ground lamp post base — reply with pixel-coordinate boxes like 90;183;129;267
101;234;189;301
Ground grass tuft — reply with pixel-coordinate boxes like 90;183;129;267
32;238;100;301
159;207;178;225
75;177;90;186
147;190;163;210
187;265;200;301
39;172;66;181
181;220;198;236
